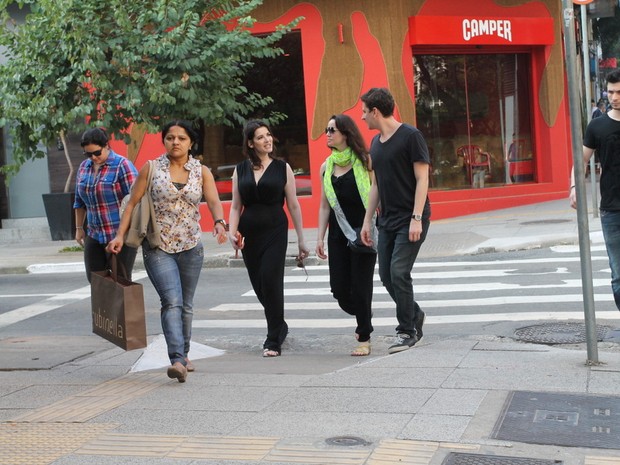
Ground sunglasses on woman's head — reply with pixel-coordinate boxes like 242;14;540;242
325;127;338;135
83;149;103;158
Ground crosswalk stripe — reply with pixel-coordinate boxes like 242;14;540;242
194;311;620;329
243;278;613;297
210;292;617;312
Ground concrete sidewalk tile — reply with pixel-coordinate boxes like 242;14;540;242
231;412;411;439
400;414;472;442
418;389;488;416
303;367;454;389
267;386;435;414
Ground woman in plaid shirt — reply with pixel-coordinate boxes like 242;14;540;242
74;128;138;282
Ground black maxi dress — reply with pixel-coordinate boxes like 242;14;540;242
236;158;289;352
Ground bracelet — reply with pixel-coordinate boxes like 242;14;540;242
76;226;83;230
214;219;227;228
569;185;575;190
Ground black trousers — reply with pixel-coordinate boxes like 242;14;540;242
84;234;137;282
327;233;376;342
241;226;288;351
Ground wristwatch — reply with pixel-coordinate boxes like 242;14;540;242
214;219;227;228
411;214;422;221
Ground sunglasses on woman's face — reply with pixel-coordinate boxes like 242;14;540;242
83;149;104;158
325;127;339;135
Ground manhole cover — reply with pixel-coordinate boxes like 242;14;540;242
514;322;610;344
442;453;562;465
520;219;572;225
325;436;370;447
492;391;620;450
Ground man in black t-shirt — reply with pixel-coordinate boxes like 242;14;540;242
570;69;620;311
360;87;431;353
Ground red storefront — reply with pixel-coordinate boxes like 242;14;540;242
111;0;572;230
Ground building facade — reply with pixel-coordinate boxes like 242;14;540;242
119;0;571;230
2;0;575;230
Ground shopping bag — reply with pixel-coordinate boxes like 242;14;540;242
91;256;147;350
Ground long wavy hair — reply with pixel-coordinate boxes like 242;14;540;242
329;114;371;171
242;120;278;170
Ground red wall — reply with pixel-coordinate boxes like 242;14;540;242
112;0;572;230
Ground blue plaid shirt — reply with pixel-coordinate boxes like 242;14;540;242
73;150;138;244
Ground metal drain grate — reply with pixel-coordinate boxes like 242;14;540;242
492;391;620;450
325;436;371;447
514;322;610;344
442;452;562;465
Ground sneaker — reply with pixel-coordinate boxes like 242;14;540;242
388;333;418;354
414;310;426;342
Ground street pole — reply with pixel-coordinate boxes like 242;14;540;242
562;1;598;364
580;5;598;218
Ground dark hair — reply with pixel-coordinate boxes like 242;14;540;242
360;87;395;117
161;120;199;151
329;114;371;171
607;69;620;85
80;127;108;147
242;120;277;169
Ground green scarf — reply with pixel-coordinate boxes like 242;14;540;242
323;147;371;209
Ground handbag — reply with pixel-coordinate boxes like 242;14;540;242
347;226;377;254
91;255;147;351
123;160;162;248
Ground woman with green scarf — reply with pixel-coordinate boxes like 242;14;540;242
316;114;377;356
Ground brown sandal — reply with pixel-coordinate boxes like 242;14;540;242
351;341;371;356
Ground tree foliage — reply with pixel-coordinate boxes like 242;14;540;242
0;0;299;181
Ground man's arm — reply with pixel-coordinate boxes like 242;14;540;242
569;145;594;209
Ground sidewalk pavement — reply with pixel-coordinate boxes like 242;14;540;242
2;198;620;465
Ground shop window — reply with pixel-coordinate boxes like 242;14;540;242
203;31;310;201
414;53;534;190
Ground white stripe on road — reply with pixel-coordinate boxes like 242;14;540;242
0;271;148;328
211;292;616;312
284;267;573;283
193;310;620;329
244;279;612;297
296;255;609;273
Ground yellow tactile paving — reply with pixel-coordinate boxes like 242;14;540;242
585;457;620;465
264;443;371;464
75;433;187;457
170;435;279;460
0;422;116;465
366;439;439;465
12;373;167;423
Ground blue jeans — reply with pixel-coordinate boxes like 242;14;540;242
143;241;204;365
600;210;620;311
378;221;429;335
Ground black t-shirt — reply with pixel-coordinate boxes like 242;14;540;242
583;114;620;211
370;123;431;231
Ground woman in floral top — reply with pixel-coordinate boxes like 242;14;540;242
108;120;226;383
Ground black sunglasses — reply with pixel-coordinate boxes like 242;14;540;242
325;127;339;135
83;149;104;158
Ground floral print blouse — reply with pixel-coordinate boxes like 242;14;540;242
150;155;203;253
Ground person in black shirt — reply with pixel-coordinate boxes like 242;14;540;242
570;69;620;311
360;88;431;354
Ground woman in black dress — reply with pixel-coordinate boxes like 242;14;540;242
316;114;377;356
228;120;309;357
